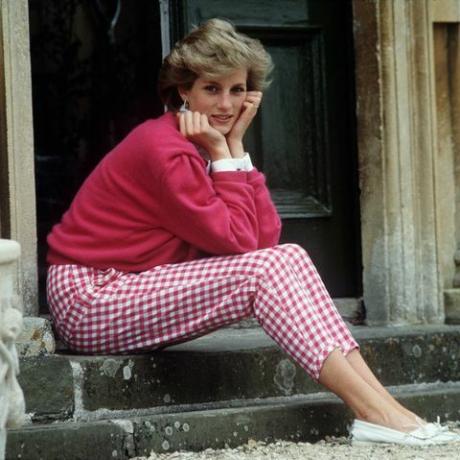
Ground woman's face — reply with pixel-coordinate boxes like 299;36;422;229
180;68;248;135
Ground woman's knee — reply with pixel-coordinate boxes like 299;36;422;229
248;245;310;279
273;243;310;262
247;246;287;272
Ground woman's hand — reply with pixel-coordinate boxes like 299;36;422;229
226;91;262;158
177;110;231;161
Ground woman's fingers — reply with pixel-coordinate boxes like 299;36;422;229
226;102;255;139
178;110;225;145
242;93;263;118
240;101;258;122
178;112;187;136
246;90;262;99
185;110;195;135
178;110;212;137
178;111;199;136
200;113;210;131
245;91;263;108
193;110;202;134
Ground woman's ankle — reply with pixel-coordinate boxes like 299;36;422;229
357;407;420;433
392;401;426;426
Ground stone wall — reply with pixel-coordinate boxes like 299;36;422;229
353;0;460;325
0;0;38;316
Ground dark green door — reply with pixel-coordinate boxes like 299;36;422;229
170;0;361;297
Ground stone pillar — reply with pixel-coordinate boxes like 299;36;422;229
431;0;460;323
353;0;443;325
0;240;25;460
0;0;38;315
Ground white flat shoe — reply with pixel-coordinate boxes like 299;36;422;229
349;419;460;446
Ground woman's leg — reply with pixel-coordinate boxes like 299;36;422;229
319;349;421;432
273;244;424;427
345;350;423;424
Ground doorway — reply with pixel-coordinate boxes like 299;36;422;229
30;0;361;313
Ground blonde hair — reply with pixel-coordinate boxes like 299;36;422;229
158;18;273;110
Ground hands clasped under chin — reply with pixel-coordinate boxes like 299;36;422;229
177;90;263;161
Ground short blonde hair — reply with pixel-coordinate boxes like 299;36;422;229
158;18;273;110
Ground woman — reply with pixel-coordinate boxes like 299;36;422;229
46;18;459;446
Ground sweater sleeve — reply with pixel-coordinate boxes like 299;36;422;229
158;154;260;255
247;168;282;248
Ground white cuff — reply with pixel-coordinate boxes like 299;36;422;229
211;153;253;172
242;153;254;171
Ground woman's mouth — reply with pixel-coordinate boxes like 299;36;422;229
210;114;233;124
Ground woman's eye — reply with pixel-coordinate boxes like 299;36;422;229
204;86;218;93
232;87;246;94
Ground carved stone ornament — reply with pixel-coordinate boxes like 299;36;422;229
0;296;25;459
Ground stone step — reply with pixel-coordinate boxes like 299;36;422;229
19;325;460;422
6;381;460;460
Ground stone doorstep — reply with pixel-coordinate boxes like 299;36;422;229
16;317;56;357
6;381;460;460
18;325;460;422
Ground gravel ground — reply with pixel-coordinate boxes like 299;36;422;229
130;422;460;460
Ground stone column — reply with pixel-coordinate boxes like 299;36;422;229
0;240;25;460
0;0;38;315
353;0;443;325
432;0;460;323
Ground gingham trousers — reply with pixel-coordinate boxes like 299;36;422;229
47;243;358;380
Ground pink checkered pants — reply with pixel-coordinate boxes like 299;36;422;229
47;244;358;380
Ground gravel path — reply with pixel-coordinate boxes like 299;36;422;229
131;422;460;460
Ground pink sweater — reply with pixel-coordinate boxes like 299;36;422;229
47;112;282;272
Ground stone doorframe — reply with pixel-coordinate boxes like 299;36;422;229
353;0;460;325
1;0;459;324
0;0;37;315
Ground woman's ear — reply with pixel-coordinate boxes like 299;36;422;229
177;86;188;103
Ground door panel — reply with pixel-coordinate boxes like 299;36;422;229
171;0;361;297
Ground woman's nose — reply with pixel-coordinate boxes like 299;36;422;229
217;93;232;110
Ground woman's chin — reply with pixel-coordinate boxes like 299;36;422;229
212;125;232;136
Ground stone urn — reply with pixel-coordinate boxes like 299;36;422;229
0;240;25;460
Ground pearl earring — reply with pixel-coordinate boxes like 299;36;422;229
179;99;189;113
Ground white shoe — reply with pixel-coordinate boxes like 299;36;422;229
430;416;454;434
349;419;460;446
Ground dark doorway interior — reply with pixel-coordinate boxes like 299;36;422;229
29;0;164;311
